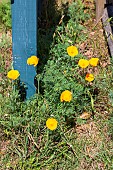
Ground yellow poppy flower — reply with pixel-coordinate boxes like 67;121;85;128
60;90;72;102
67;46;78;57
7;70;20;80
85;73;94;82
27;56;39;67
78;59;89;68
46;118;58;131
89;58;99;67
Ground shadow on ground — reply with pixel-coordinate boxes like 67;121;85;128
37;0;70;74
34;0;71;93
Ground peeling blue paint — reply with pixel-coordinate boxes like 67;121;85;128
11;0;39;99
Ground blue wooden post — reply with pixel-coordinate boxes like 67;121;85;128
11;0;38;99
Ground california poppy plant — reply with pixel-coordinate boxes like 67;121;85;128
7;70;20;80
60;90;72;102
46;118;58;131
89;58;99;67
27;56;39;67
85;73;94;82
67;46;78;57
78;59;89;68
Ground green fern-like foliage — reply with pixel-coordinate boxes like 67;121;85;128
0;0;11;28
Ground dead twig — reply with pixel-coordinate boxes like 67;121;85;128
27;132;40;152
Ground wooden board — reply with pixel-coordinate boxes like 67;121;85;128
96;0;105;22
11;0;38;99
102;5;113;57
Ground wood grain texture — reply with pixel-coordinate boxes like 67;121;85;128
102;6;113;57
96;0;105;22
96;0;113;22
11;0;38;99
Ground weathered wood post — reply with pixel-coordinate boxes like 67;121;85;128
96;0;105;22
11;0;38;99
96;0;113;22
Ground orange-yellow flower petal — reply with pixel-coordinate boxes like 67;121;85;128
7;70;20;80
27;56;39;67
60;90;72;102
89;58;99;67
46;118;58;130
85;73;94;82
78;59;89;68
67;46;78;57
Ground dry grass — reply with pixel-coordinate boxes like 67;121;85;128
0;1;113;169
